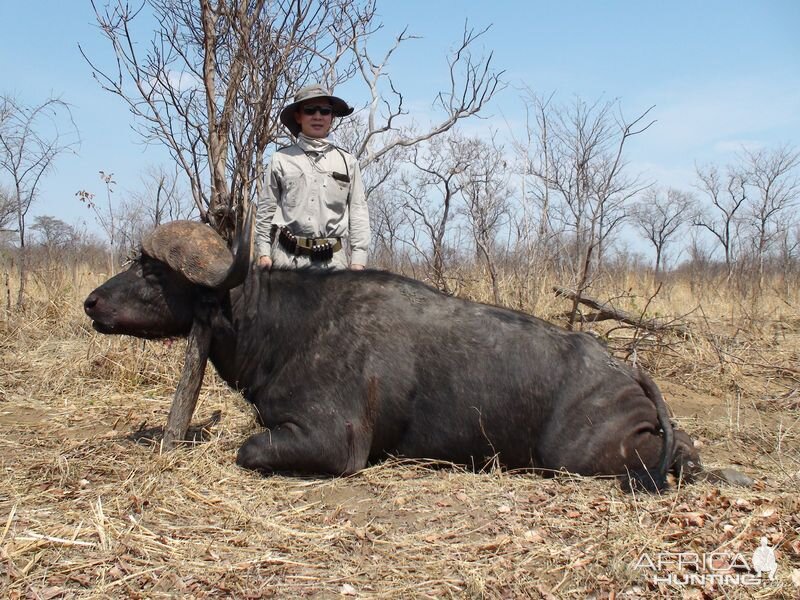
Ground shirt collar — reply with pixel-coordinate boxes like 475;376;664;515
297;133;331;155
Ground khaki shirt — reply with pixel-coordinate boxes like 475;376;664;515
255;137;370;266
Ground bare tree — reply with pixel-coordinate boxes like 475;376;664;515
682;228;714;297
137;164;194;227
397;132;477;293
76;171;119;275
116;165;194;258
368;185;406;269
0;95;79;306
740;144;800;294
692;163;747;283
527;96;653;328
459;135;511;304
631;187;694;278
776;224;800;300
513;90;557;243
505;90;557;311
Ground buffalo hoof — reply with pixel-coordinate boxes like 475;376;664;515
236;437;268;473
699;468;755;487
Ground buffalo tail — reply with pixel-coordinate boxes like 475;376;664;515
623;369;675;493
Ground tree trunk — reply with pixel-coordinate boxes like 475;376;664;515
476;237;500;305
654;245;662;279
161;313;212;451
4;270;10;313
16;244;26;309
567;243;594;330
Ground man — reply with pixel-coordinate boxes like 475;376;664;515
255;84;369;271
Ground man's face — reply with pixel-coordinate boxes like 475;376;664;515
295;99;333;138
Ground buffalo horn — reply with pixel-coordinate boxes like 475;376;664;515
142;205;253;289
210;204;254;290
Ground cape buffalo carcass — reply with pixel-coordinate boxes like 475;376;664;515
84;218;703;492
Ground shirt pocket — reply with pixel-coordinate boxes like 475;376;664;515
281;173;306;209
328;177;350;209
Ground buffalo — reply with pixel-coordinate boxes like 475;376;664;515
84;217;707;491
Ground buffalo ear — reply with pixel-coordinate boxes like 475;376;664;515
142;221;233;287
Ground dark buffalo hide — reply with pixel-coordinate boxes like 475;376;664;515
84;222;704;491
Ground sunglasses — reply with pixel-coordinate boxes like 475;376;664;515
301;106;333;116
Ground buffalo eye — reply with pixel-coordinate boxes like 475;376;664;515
140;257;167;283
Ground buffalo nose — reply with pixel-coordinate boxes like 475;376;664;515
84;293;98;314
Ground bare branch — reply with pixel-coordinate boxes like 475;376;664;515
352;21;505;171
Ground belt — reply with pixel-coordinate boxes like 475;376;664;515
272;225;342;261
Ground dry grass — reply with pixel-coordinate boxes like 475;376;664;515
1;270;799;598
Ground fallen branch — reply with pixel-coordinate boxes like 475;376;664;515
554;311;620;324
552;286;692;337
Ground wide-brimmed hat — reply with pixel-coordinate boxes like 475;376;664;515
279;84;354;136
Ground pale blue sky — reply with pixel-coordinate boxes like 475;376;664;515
1;1;798;237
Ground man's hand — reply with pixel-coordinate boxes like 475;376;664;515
351;264;365;271
257;255;272;270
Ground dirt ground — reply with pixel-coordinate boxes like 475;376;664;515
1;295;799;598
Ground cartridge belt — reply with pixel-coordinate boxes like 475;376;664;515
272;225;342;261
